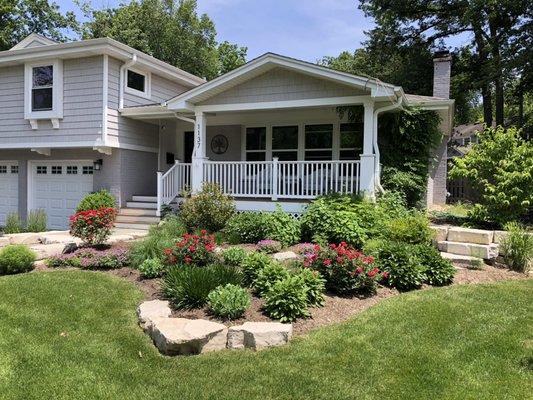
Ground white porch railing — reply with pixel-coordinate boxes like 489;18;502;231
202;158;360;200
156;161;191;215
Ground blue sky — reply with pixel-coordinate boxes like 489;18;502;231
57;0;469;62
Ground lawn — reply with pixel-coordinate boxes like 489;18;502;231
0;270;531;400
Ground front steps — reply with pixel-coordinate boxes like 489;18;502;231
116;195;160;230
430;225;501;266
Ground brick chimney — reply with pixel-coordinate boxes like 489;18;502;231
433;50;452;99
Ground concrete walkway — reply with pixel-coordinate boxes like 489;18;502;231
0;228;149;260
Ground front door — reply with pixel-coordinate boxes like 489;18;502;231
184;131;194;163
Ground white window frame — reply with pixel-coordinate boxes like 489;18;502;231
124;67;151;99
24;59;63;120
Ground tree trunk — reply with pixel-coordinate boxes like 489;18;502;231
489;19;505;126
481;84;493;126
473;24;493;126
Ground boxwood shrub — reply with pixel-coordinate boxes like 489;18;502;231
0;245;36;275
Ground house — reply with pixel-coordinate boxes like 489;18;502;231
0;34;454;230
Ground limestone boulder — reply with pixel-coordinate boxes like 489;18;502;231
137;300;172;330
272;251;298;262
150;318;228;355
447;227;493;245
429;225;448;243
227;322;292;350
7;232;41;245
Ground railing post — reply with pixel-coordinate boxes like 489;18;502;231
156;171;163;217
271;157;279;201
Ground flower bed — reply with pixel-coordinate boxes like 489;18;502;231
46;246;129;270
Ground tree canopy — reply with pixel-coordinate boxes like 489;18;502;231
78;0;247;80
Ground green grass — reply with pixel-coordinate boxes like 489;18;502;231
0;271;531;400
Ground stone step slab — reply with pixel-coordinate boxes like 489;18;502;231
137;300;172;331
429;225;449;243
150;318;228;356
438;241;498;259
447;227;493;245
227;322;292;350
440;252;485;266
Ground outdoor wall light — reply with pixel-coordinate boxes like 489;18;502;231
93;159;103;171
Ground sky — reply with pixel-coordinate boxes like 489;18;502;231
56;0;469;63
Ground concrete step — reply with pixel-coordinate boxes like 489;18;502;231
437;241;498;259
116;215;160;224
115;222;152;231
440;252;485;266
126;201;158;209
119;208;157;217
447;227;493;245
131;195;157;203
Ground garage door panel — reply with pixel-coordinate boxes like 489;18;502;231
31;161;93;230
0;161;19;226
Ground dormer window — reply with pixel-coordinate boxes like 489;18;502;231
125;68;151;98
24;59;63;126
32;65;53;111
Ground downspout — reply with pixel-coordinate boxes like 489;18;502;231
373;95;403;193
119;54;137;109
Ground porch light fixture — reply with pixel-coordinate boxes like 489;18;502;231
93;159;103;171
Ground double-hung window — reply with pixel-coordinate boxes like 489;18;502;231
24;60;63;121
32;66;53;111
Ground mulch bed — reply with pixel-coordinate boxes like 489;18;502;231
99;262;530;337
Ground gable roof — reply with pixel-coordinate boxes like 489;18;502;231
10;33;58;50
165;53;403;109
1;35;205;87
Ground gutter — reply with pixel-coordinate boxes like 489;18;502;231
373;94;404;193
119;54;137;109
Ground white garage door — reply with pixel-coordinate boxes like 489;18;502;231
0;162;19;226
30;161;94;230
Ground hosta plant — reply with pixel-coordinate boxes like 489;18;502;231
207;284;251;319
263;275;309;322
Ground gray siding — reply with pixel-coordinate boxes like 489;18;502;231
199;67;365;105
207;125;241;161
0;56;104;145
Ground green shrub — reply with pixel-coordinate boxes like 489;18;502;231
76;190;116;212
240;251;273;287
370;241;426;291
381;166;426;208
263;275;309;322
207;284;251;319
163;264;243;309
300;194;378;247
449;126;533;225
415;245;455;286
263;206;301;246
224;212;269;243
180;183;235;232
138;258;165;278
382;212;434;245
500;222;533;273
128;216;186;267
296;268;325;307
3;212;23;234
221;247;247;266
0;245;36;275
253;262;290;296
26;209;47;232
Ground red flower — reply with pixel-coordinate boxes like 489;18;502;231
164;248;172;256
355;267;363;274
382;271;389;279
363;256;375;264
367;268;379;278
201;229;207;235
323;259;332;266
184;256;192;264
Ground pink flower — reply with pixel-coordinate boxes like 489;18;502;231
323;259;332;266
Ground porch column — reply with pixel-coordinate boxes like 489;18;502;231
359;101;376;198
191;111;207;193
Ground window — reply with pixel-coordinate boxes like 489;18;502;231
24;60;63;121
36;166;47;174
82;166;93;175
32;66;53;111
0;166;6;174
51;166;62;174
245;127;266;161
67;166;78;175
339;123;363;160
126;69;151;98
272;125;298;161
305;124;333;160
11;166;18;174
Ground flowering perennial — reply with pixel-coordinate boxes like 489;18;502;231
304;242;385;295
46;246;128;270
164;230;216;266
257;239;282;254
69;207;117;245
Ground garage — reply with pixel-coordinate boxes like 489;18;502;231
0;161;19;227
29;161;94;230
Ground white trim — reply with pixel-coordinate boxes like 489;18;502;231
1;141;98;149
102;54;109;143
31;148;51;156
194;96;371;113
24;59;63;121
10;34;56;50
124;67;152;99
